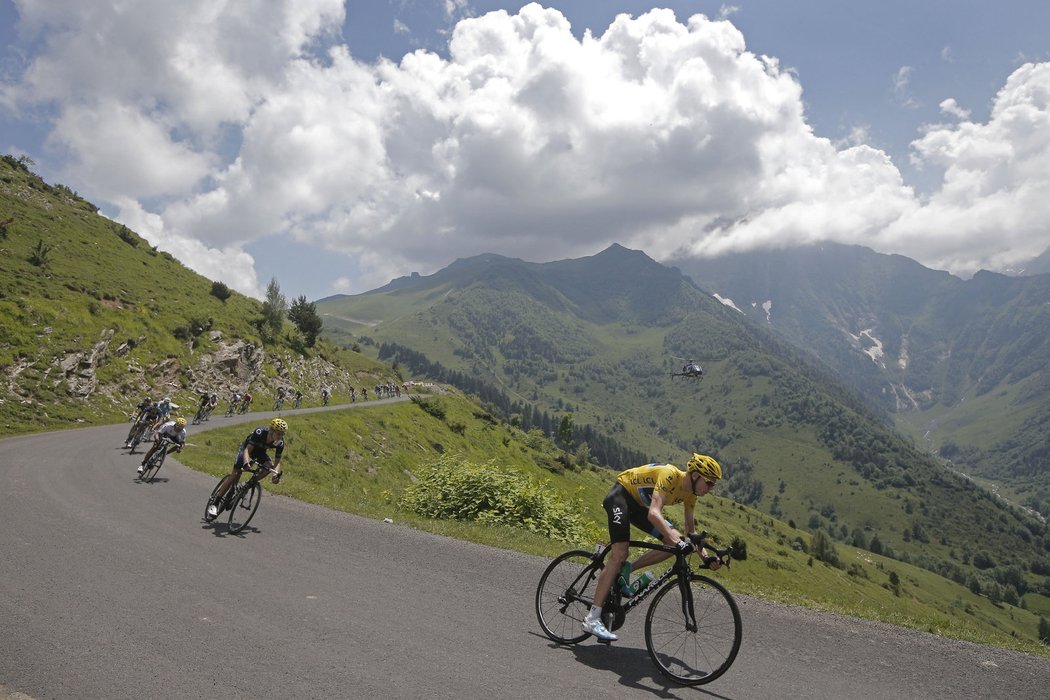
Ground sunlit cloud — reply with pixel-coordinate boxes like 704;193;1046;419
2;1;1048;293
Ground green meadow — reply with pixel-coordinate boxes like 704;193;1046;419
178;392;1050;656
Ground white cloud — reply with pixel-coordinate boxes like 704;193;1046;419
882;62;1050;275
113;196;264;297
444;0;471;21
3;2;1049;292
50;99;215;200
893;65;919;108
938;98;970;120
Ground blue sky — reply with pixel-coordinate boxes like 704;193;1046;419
2;1;1049;300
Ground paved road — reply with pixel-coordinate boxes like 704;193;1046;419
2;403;1048;699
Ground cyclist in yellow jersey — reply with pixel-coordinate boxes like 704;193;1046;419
582;454;724;642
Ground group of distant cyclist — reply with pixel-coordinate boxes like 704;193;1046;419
118;381;409;526
121;392;288;526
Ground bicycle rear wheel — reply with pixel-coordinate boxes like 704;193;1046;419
644;574;741;685
227;483;262;534
140;450;165;482
535;549;601;644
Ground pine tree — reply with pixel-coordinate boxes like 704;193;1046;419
288;295;323;347
261;277;287;341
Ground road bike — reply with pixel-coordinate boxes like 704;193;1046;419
273;397;285;411
192;403;211;425
125;420;153;453
292;395;302;409
203;460;278;534
535;532;741;686
138;436;177;482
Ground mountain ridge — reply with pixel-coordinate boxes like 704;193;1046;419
675;242;1050;514
316;244;1050;600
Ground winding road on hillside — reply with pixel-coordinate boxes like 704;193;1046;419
2;400;1048;700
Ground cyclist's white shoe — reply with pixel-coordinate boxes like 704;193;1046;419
582;617;617;642
207;504;219;518
136;464;144;474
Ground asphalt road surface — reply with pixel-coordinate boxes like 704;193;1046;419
2;402;1048;699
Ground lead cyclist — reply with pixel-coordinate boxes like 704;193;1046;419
582;453;724;642
206;417;286;519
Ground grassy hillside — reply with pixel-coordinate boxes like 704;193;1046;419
677;244;1050;515
0;154;398;435
315;246;1050;611
3;154;1046;652
177;392;1050;654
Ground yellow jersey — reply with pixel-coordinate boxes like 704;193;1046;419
616;463;695;509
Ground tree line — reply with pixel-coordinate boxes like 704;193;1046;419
378;341;647;469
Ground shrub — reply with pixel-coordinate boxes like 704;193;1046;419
972;551;996;570
398;455;589;544
730;535;748;561
411;396;446;420
117;225;138;247
210;281;233;302
28;239;52;268
173;317;213;342
810;529;840;567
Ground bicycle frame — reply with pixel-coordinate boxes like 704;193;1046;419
567;535;730;631
597;540;695;624
239;460;277;487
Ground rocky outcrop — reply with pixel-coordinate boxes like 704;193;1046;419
51;329;115;398
8;326;395;416
199;339;265;384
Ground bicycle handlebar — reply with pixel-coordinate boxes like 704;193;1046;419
689;531;733;569
615;531;732;570
242;460;282;484
243;459;277;474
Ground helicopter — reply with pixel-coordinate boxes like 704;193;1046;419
670;357;704;380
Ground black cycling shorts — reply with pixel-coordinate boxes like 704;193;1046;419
602;483;672;543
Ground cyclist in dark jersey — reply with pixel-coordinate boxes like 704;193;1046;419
206;417;286;519
124;399;160;448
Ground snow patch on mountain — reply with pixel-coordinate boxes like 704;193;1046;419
713;293;747;314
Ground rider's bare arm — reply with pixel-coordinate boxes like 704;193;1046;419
647;491;682;544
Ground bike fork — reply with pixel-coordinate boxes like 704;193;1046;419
679;576;698;632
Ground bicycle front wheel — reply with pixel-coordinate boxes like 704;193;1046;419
644;574;741;686
535;549;601;644
227;483;261;534
141;451;165;482
128;424;145;453
204;477;226;521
